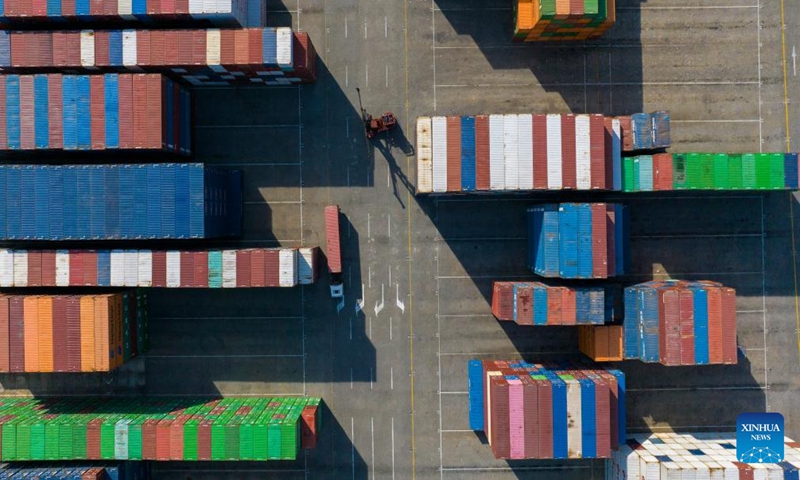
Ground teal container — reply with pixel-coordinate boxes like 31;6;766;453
208;251;223;288
639;155;653;191
673;154;688;189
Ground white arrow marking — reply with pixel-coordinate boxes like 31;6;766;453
355;284;365;314
337;296;345;314
374;284;385;316
793;45;797;76
396;284;405;313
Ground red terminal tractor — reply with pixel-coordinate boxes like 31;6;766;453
357;87;397;139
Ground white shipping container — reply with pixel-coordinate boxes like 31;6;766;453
722;465;739;480
118;0;133;19
621;445;640;480
206;30;222;65
124;250;138;286
222;250;237;288
660;462;683;480
484;370;502;446
0;250;12;287
110;250;125;286
503;114;519;190
640;455;661;480
575;115;592;190
80;31;95;67
546;114;562;189
276;27;293;67
203;0;215;14
431;116;448;193
12;250;27;287
122;30;137;66
114;420;130;460
55;250;70;286
166;251;181;288
298;247;316;285
488;114;504;190
138;250;153;287
565;378;582;458
416;117;433;194
516;114;533;190
612;118;622;191
189;0;203;14
278;249;297;287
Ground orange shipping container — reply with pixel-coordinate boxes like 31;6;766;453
517;0;535;31
94;295;110;372
23;296;39;372
38;296;53;372
0;295;8;372
80;296;96;372
579;325;623;361
115;293;123;369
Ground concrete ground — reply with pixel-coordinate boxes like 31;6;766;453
1;0;799;478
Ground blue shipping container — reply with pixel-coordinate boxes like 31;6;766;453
460;116;476;191
580;378;597;458
692;287;710;365
558;204;579;278
576;204;593;278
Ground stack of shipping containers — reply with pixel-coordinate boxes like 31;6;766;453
512;0;616;41
0;2;323;472
491;281;616;325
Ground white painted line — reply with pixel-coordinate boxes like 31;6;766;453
195;124;300;128
671;119;761;123
364;17;367;39
388;215;391;237
151;316;302;320
793;45;797;76
442;466;593;472
386;64;389;88
761;195;769;408
389;265;392;287
351;368;353;389
757;0;763;149
438;314;494;318
431;0;437;111
384;16;388;37
369;316;372;339
738;310;766;314
437;242;444;477
370;367;374;390
349;316;353;340
351;417;355;480
389;316;393;341
374;284;385;316
391;417;396;480
441;429;473;433
147;354;303;359
371;417;375;479
345;65;349;87
396;284;405;313
440;391;468;395
391;367;394;389
356;284;365;314
345;17;348;38
628;386;765;393
436;81;760;88
366;63;369;87
368;213;371;240
387;164;391;188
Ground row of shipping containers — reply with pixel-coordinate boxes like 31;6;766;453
0;29;318;86
608;433;800;480
0;74;190;154
513;0;616;42
0;0;250;27
0;397;320;461
622;153;799;191
527;203;630;279
0;248;319;288
0;163;242;240
624;280;737;366
415;112;670;194
491;281;616;325
0;462;150;480
467;360;626;460
0;291;148;373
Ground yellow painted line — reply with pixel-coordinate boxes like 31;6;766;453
404;0;417;477
791;194;800;365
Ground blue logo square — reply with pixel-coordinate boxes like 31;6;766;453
737;412;784;463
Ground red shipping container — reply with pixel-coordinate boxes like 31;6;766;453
569;0;583;15
32;0;46;16
235;250;251;287
234;29;249;66
146;75;162;149
66;32;81;66
518;375;538;458
220;29;236;67
536;379;553;458
474;115;490;191
592;375;611;458
89;0;102;16
19;76;34;150
264;249;280;287
90;75;105;150
679;289;695;365
47;74;63;149
589;114;606;189
174;0;188;14
0;296;9;373
193;251;208;287
191;30;206;65
10;34;25;67
27;251;42;286
491;282;514;321
533;115;549;191
41;251;56;286
83;251;97;286
8;297;23;373
156;420;171;460
733;462;755;480
0;77;6;149
102;0;115;16
617;116;633;152
86;418;102;459
516;284;534;326
707;287;724;364
136;30;151;66
489;376;510;459
170;417;186;460
605;205;616;277
152;251;167;287
654;153;673;191
546;286;562;325
178;31;193;65
660;289;681;366
560;114;576;189
250;249;266;287
324;206;342;274
161;0;174;16
292;32;317;80
94;31;110;67
117;74;133;149
66;296;81;372
197;420;212;460
69;251;83;286
300;405;318;449
721;288;737;364
131;74;146;149
146;0;159;15
446;116;462;192
180;251;194;288
52;296;68;372
142;419;158;460
164;31;179;65
561;288;576;325
149;30;166;67
172;82;180;152
248;29;263;68
590;204;608;278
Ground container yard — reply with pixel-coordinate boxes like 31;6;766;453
0;0;798;477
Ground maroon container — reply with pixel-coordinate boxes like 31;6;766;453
136;30;151;66
171;82;180;152
605;205;616;277
707;287;723;364
146;75;162;149
52;296;68;373
8;297;24;373
489;376;510;459
603;118;614;189
234;29;249;67
491;282;514;321
603;372;618;449
151;251;167;287
292;32;317;81
589;115;605;189
177;31;193;65
219;29;236;67
721;288;737;364
191;30;206;65
519;375;538;458
546;287;562;325
561;288;576;325
263;249;280;287
197;420;212;460
661;289;681;366
474;115;490;191
94;31;110;67
236;250;251;287
142;419;158;460
733;462;754;480
617;116;633;152
250;250;265;287
132;74;147;149
41;250;56;286
248;29;263;69
27;251;42;286
537;379;553;458
52;33;67;67
174;0;188;14
679;289;695;365
592;375;611;458
445;116;461;192
90;75;105;150
83;251;97;286
193;251;208;288
69;251;83;286
164;31;179;66
149;30;166;70
19;76;34;150
117;74;133;149
0;296;9;373
66;296;81;372
47;75;63;149
89;0;102;16
516;284;533;326
156;420;171;460
589;204;607;278
66;32;81;66
179;251;193;288
560;114;576;189
86;418;102;459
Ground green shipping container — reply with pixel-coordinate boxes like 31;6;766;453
742;153;757;189
685;153;702;189
623;158;635;192
30;420;45;460
728;154;744;190
713;154;729;190
755;153;771;189
540;0;556;18
700;153;715;189
673;154;688;189
769;153;785;189
584;0;599;15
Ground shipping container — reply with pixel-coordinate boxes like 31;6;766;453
0;164;241;240
0;29;317;86
0;462;151;479
512;0;616;41
493;281;615;324
415;116;433;194
470;360;624;460
0;397;321;461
